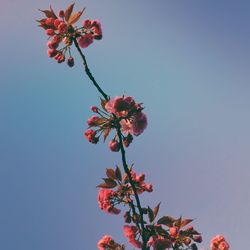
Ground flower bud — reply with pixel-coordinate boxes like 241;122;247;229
123;133;133;147
136;173;145;183
109;140;120;152
58;22;68;33
91;106;98;113
45;17;55;26
57;54;65;63
193;235;202;243
87;115;99;126
144;184;153;192
54;19;63;28
46;29;55;36
47;49;57;58
169;227;178;238
67;56;74;67
47;40;59;49
184;238;191;246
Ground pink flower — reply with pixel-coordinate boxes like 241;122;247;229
127;169;153;194
78;34;94;48
120;112;147;136
169;226;178;238
210;235;230;250
98;189;121;215
78;19;102;48
105;96;135;115
123;225;142;249
97;235;114;250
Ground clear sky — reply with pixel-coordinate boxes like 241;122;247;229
0;0;250;249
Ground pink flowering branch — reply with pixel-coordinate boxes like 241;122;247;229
37;3;230;250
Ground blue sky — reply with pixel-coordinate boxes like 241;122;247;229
0;1;249;249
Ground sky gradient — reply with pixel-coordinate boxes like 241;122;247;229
1;1;250;249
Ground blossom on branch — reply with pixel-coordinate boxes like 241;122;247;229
210;235;230;250
37;3;102;66
98;188;121;215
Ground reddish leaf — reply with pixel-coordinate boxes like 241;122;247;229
65;3;75;22
100;97;108;111
157;216;175;227
181;218;193;228
153;202;161;219
39;9;54;18
115;166;122;181
106;168;116;180
103;178;117;188
175;216;182;228
96;117;107;126
68;8;85;25
97;182;114;189
103;128;110;142
49;5;58;19
148;206;154;223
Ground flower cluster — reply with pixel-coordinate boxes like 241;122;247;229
129;170;153;194
84;96;147;151
37;3;102;66
98;235;124;250
123;225;142;249
210;235;230;250
98;188;121;215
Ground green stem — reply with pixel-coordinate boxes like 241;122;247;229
73;38;149;249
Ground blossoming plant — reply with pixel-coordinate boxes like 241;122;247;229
37;4;230;250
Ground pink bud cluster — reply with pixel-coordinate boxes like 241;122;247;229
210;235;230;250
130;170;153;194
38;4;102;67
78;20;102;48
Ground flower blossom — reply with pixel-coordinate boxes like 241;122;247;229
98;188;121;215
98;235;121;250
105;96;147;136
210;235;230;250
123;225;142;249
78;20;102;48
129;170;153;194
